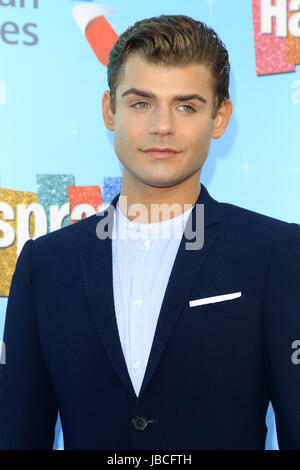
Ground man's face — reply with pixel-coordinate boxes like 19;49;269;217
103;53;229;190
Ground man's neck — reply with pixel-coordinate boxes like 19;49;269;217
117;179;201;224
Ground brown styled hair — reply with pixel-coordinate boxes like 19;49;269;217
107;14;230;118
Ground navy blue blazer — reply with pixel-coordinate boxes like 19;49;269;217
0;183;300;450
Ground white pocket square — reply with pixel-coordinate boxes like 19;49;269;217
189;291;242;307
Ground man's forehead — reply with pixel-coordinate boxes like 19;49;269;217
116;54;213;96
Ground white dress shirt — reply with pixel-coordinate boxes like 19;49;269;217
112;200;193;397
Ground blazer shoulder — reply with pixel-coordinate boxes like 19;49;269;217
219;199;298;228
217;199;300;247
31;212;99;255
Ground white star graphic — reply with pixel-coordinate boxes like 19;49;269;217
241;163;250;175
205;0;215;17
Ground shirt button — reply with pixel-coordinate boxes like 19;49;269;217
133;359;141;369
144;239;151;248
135;297;143;308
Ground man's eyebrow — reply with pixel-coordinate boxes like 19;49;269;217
121;88;207;104
174;93;207;104
121;88;155;99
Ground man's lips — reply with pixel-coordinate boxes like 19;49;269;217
142;147;181;159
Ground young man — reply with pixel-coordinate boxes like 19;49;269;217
0;15;299;450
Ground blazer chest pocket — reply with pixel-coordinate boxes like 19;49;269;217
187;291;247;318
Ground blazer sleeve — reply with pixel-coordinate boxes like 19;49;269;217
263;222;300;449
0;239;58;449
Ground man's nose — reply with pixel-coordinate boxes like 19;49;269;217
148;107;175;136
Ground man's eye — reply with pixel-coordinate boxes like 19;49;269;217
178;104;195;112
131;102;150;109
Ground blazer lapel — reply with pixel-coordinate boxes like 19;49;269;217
137;184;220;401
79;183;220;401
79;199;137;399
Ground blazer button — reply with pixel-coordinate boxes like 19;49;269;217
132;415;148;431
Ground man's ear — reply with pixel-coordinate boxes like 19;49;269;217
211;99;233;139
102;90;115;131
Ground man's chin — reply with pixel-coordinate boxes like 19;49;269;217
140;177;182;189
